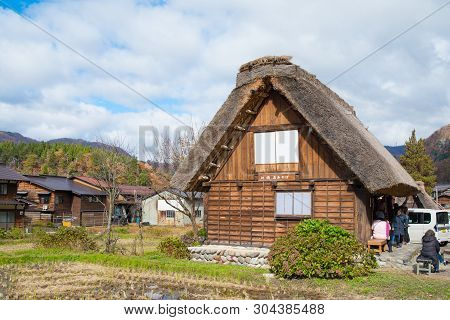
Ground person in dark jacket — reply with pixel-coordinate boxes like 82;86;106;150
417;230;441;272
394;210;405;247
400;206;410;244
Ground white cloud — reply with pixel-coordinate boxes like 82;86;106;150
0;0;449;154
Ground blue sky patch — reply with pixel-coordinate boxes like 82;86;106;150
0;0;42;13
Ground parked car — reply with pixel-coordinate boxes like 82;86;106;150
407;209;449;246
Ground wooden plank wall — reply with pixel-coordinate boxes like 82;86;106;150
0;182;18;201
24;212;53;223
207;91;368;245
214;93;350;181
18;181;55;211
80;211;105;227
54;191;73;215
207;180;356;246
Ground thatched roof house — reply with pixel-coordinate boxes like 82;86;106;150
173;56;417;196
172;56;419;245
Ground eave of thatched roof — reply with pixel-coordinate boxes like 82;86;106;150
171;56;419;197
415;181;442;209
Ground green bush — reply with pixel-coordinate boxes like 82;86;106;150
268;219;376;279
157;236;190;259
46;222;56;228
7;227;25;239
0;227;25;240
35;227;98;252
197;228;207;238
181;228;207;246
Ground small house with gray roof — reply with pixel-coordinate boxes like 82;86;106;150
18;175;107;226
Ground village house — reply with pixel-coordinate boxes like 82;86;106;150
0;164;29;229
433;184;450;209
72;176;153;223
18;175;106;226
171;56;419;247
141;190;204;226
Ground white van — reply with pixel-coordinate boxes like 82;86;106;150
407;209;449;245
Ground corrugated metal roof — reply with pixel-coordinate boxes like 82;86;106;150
0;165;28;181
25;175;106;196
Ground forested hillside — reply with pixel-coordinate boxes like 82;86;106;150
0;141;151;186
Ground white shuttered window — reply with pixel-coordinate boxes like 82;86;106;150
254;130;298;164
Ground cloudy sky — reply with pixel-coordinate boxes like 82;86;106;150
0;0;449;157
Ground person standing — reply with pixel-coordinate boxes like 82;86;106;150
394;209;405;248
400;206;410;244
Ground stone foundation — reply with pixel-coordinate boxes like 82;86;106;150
188;245;270;268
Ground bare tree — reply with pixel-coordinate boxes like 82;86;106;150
90;137;131;253
147;125;203;238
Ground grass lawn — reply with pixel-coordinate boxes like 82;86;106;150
0;225;449;300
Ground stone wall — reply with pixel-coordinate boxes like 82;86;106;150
188;245;270;268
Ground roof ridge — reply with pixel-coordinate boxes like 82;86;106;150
239;56;292;72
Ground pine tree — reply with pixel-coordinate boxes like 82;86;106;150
399;130;437;194
22;153;39;175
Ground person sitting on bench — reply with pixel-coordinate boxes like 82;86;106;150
417;230;441;273
371;211;390;241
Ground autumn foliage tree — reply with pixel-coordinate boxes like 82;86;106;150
400;130;437;194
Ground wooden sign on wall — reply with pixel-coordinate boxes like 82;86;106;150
257;173;297;181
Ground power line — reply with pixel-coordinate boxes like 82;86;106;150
0;0;188;126
326;1;450;85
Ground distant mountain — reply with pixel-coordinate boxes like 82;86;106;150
0;131;37;143
425;124;449;183
385;145;405;159
0;131;128;155
47;138;128;155
385;124;450;183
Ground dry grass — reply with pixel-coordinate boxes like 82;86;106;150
87;225;192;253
2;259;448;300
1;262;320;300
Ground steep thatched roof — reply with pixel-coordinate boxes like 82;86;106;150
415;181;442;209
171;56;419;197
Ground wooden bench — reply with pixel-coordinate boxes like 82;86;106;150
415;258;433;275
367;239;387;254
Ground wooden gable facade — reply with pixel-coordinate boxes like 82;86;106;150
205;92;373;246
172;56;419;248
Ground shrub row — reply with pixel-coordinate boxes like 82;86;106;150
35;227;98;252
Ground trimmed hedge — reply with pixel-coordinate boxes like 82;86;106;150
268;219;376;278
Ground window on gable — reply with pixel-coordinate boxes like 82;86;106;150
276;191;312;217
195;209;202;218
254;130;298;164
